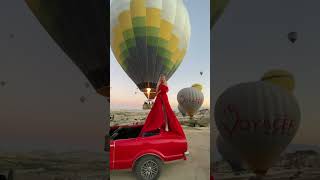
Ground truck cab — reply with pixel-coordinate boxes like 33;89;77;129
109;123;188;180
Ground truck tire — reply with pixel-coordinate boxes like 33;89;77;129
134;155;162;180
0;174;6;180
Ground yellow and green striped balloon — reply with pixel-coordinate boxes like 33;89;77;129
111;0;191;100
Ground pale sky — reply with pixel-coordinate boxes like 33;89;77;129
0;0;107;152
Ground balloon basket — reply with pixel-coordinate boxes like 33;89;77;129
142;100;154;110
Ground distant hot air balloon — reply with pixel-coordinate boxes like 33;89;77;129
200;71;203;76
217;135;246;174
177;85;204;118
178;104;187;117
261;69;295;93
110;0;191;100
211;0;230;28
25;0;109;100
288;32;297;43
215;81;301;178
0;81;7;87
80;96;87;103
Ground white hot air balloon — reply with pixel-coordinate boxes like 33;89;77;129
177;85;204;117
214;81;301;178
177;87;204;117
217;134;246;174
177;85;204;127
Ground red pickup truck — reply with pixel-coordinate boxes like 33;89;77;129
109;123;189;180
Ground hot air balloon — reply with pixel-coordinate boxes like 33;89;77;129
288;32;297;43
215;81;301;178
0;81;7;87
25;0;109;100
261;69;295;93
80;96;87;103
217;134;246;174
177;85;204;126
178;104;187;117
110;0;191;100
200;71;203;76
211;0;230;28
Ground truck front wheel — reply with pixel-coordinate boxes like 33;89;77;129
134;155;162;180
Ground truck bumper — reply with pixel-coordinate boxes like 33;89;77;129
183;151;190;160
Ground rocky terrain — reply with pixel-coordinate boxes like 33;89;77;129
0;151;109;180
110;108;210;127
214;150;320;180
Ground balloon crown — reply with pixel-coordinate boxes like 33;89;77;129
192;83;203;91
260;69;295;92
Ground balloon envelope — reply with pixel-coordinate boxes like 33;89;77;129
110;0;191;100
0;81;6;87
80;96;86;103
211;0;230;28
177;86;204;117
217;135;245;172
214;81;300;175
288;32;297;43
25;0;109;99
